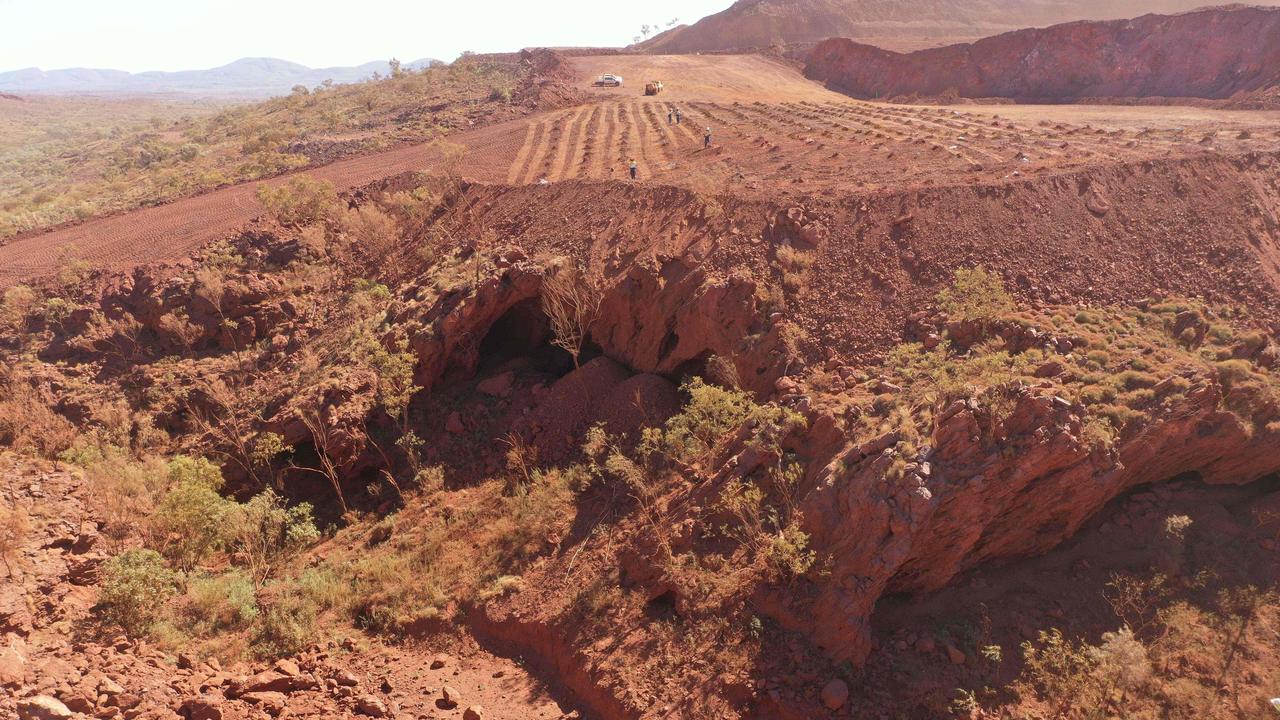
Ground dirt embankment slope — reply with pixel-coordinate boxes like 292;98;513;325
639;0;1280;54
805;6;1280;103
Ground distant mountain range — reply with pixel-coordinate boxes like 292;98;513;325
0;57;440;97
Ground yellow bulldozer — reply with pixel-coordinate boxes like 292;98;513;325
644;80;664;96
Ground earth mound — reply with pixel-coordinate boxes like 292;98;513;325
638;0;1280;54
805;5;1280;103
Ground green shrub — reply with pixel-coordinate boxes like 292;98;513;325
99;549;177;635
252;589;317;657
226;489;319;585
935;266;1015;322
166;455;224;489
181;570;259;633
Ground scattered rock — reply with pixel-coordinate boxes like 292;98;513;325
463;706;486;720
820;678;849;710
273;659;302;677
445;411;465;434
946;644;967;665
430;653;450;670
915;637;936;654
333;669;359;687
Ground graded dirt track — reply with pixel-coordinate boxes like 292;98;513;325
4;52;1280;289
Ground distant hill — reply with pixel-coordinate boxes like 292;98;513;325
638;0;1280;53
0;57;440;97
804;6;1280;102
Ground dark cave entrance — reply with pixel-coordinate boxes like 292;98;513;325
476;298;590;377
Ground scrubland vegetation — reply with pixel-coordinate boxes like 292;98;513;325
0;170;1277;716
0;58;524;239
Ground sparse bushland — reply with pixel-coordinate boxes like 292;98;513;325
0;57;530;238
0;189;1276;714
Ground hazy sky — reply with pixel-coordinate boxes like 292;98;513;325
0;0;732;73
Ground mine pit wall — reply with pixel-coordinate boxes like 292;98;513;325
396;148;1280;395
377;152;1280;675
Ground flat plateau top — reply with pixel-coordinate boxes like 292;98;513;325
3;53;1280;286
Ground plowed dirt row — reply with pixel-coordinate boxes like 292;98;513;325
5;52;1280;288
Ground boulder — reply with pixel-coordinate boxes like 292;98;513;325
820;678;848;710
440;684;460;708
233;670;315;695
355;694;389;717
477;371;515;398
178;695;224;720
242;691;288;716
464;706;486;720
17;696;73;720
0;642;26;687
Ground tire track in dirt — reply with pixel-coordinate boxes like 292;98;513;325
506;120;540;185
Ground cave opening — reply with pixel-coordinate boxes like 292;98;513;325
475;298;594;377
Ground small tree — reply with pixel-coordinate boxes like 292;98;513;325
149;459;232;573
541;263;601;368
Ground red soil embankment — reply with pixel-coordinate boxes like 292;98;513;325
805;6;1280;103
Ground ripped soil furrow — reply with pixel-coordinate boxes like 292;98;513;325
576;105;604;180
506;120;540;185
517;117;552;185
534;111;572;182
618;103;647;178
549;106;589;181
633;102;669;172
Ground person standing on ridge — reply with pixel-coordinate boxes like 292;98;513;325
674;107;682;124
667;108;673;124
628;158;638;180
704;127;712;148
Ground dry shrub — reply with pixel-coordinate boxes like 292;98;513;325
0;285;37;332
541;262;601;368
340;204;399;262
256;176;338;227
0;502;31;578
0;379;78;458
